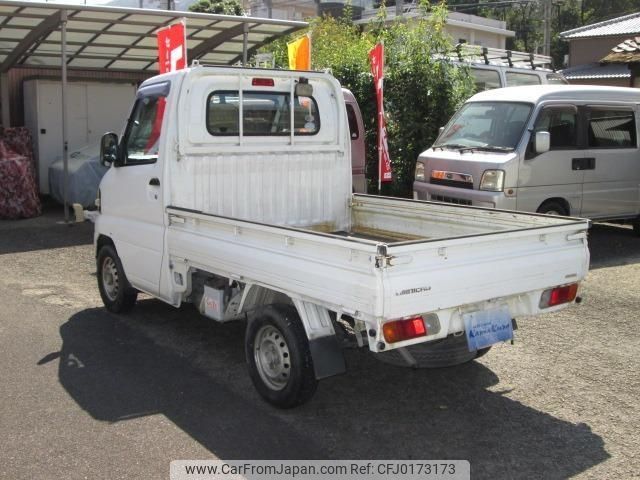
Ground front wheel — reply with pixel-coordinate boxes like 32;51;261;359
97;245;138;313
245;304;317;408
537;200;568;216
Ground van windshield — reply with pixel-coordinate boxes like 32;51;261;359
435;101;533;151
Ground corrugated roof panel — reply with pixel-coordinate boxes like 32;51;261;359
25;55;64;66
81;46;128;56
561;12;640;39
67;20;110;31
94;34;140;45
0;27;29;39
72;10;123;21
68;57;110;68
561;63;631;80
109;59;152;70
6;16;37;26
0;0;307;71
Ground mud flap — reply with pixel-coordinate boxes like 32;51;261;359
309;335;346;379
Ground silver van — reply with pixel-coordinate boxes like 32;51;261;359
413;85;640;230
450;46;567;91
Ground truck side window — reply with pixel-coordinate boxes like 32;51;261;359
207;91;320;136
346;104;359;140
535;106;578;149
587;108;636;148
123;95;166;165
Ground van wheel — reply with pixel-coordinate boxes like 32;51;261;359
537;200;568;216
246;304;317;408
97;245;138;313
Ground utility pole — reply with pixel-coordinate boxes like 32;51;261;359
265;0;272;18
395;0;403;18
543;0;552;56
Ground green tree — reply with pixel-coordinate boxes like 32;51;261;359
259;1;474;196
188;0;244;16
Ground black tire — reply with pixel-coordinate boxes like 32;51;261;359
97;245;138;313
245;304;318;408
633;218;640;237
375;334;489;368
537;200;569;216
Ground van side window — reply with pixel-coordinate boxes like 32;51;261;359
505;72;542;86
470;68;501;92
123;95;166;165
588;108;636;148
207;91;320;136
346;104;359;140
535;106;578;149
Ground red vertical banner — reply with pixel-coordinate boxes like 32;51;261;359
368;42;392;187
157;20;187;74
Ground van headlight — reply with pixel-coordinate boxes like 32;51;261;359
415;162;426;182
480;170;505;192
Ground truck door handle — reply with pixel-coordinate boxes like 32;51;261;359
572;158;596;170
149;177;160;186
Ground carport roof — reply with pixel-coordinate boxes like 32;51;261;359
0;0;306;72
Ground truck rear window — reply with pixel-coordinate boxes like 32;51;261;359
206;91;320;136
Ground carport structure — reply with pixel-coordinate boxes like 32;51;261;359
0;0;306;220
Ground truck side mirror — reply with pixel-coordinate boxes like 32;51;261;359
100;132;119;167
534;131;550;154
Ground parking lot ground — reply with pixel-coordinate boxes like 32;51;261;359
0;205;638;479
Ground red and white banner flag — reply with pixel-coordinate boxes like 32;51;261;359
157;20;187;74
369;42;392;186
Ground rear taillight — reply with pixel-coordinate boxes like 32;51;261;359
539;283;579;309
383;316;427;343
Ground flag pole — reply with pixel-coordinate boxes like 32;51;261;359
378;39;384;194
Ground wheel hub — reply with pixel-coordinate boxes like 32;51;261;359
102;257;119;301
254;325;291;391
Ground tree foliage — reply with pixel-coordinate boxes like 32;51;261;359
188;0;244;16
449;0;640;68
260;2;474;196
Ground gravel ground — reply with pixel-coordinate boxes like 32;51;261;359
0;205;638;479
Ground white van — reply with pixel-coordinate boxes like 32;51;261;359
450;46;567;91
413;85;640;231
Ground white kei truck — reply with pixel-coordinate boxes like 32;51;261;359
95;65;590;408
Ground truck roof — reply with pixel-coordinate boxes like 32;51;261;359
469;84;640;104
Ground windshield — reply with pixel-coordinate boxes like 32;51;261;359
435;101;533;151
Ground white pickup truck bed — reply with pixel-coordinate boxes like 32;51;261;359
167;193;589;352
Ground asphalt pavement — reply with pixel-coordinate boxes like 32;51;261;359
0;205;638;479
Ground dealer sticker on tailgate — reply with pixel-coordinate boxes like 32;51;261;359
463;306;513;352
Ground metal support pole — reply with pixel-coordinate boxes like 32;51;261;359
242;23;249;66
543;0;551;57
61;10;69;223
0;73;10;127
395;0;403;18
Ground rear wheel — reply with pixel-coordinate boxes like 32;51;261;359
97;245;138;313
245;304;318;408
537;200;568;216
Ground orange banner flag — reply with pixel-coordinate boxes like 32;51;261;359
287;34;311;70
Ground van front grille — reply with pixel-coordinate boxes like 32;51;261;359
431;194;472;206
429;178;474;190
